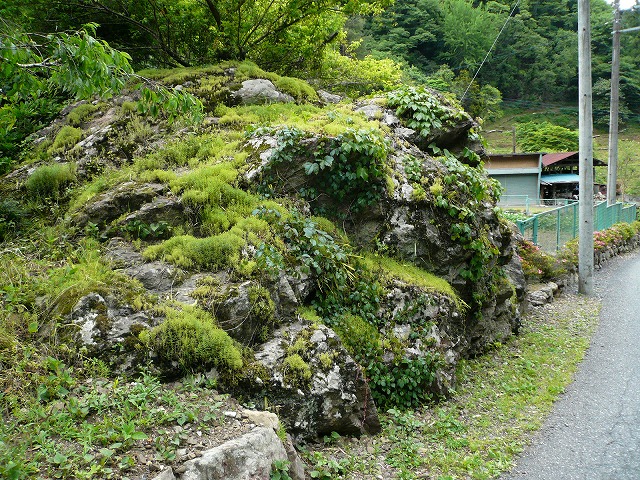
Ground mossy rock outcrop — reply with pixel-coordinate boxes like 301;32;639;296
1;67;526;441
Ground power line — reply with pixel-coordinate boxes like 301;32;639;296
462;0;521;101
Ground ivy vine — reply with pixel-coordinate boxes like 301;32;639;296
256;126;388;215
386;86;465;137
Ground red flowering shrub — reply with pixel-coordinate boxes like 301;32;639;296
558;221;640;268
517;239;568;282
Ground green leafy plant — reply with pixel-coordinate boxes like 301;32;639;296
259;126;388;215
124;220;171;240
270;459;293;480
304;451;347;479
304;128;388;212
368;355;441;410
387;86;465;138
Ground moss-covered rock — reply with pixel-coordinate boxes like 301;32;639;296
246;321;380;441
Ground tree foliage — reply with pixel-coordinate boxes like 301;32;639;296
2;0;391;72
351;0;640;118
516;121;579;153
0;21;202;171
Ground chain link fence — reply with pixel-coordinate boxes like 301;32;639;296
516;201;637;252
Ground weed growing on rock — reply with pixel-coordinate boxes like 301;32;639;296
386;86;465;137
281;353;312;388
270;459;293;480
258;125;388;216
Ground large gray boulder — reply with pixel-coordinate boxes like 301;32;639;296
356;97;477;152
63;293;154;359
70;182;168;228
180;427;299;480
233;79;294;105
377;282;462;397
152;426;304;480
245;92;525;356
194;273;313;346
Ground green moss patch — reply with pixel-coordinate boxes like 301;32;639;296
25;163;76;200
49;126;83;153
141;304;242;374
137;61;318;112
281;353;312;387
361;253;463;307
67;103;98;126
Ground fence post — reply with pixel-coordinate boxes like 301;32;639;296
532;216;538;245
556;207;561;251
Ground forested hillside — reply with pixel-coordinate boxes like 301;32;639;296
5;0;640;149
352;0;640;121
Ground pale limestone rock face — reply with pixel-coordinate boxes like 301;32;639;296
233;79;294;105
67;293;153;359
152;426;304;480
251;322;380;441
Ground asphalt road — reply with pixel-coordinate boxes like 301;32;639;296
501;250;640;480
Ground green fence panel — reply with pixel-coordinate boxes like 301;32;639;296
516;201;636;252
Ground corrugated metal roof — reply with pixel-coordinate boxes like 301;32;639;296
542;152;577;166
542;152;607;166
540;173;580;184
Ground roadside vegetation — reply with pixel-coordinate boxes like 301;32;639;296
302;292;600;479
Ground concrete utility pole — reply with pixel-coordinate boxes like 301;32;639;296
607;0;621;206
578;0;594;295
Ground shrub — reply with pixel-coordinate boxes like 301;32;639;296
25;163;76;199
558;221;640;268
142;306;242;374
386;86;465;138
517;239;567;282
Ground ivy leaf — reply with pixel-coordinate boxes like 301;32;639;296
303;162;318;175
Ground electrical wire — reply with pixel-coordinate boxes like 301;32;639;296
461;0;521;101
